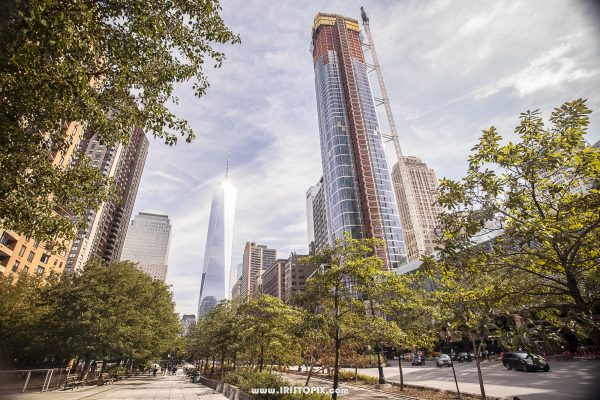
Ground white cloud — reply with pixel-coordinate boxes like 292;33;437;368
477;40;599;99
127;0;600;316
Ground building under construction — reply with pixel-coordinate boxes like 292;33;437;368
311;12;407;270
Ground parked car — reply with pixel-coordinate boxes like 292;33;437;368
502;352;550;372
456;352;471;362
411;355;426;366
436;354;452;367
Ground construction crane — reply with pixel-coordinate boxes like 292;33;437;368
360;6;426;257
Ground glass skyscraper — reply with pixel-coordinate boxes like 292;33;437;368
120;211;172;281
312;13;406;270
197;179;236;317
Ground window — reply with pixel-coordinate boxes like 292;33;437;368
40;253;50;264
0;232;9;246
36;266;45;275
23;266;29;273
33;240;40;248
27;251;35;262
19;245;26;257
12;260;20;273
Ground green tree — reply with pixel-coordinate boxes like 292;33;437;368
296;235;391;400
0;272;57;367
41;259;180;379
374;271;440;390
0;0;239;245
433;99;600;344
237;295;302;373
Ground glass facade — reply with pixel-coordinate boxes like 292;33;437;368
197;180;236;317
315;49;364;242
312;14;406;269
120;212;172;281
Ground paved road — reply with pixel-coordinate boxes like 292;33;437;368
5;374;227;400
350;359;600;399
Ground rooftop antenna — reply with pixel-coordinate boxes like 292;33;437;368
360;6;426;256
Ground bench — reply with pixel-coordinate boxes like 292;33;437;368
98;373;113;385
63;376;84;390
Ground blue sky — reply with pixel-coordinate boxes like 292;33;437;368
130;0;600;316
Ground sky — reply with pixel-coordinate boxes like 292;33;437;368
129;0;600;316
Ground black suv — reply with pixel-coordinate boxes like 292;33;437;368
502;352;550;372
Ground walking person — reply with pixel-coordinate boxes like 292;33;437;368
152;363;159;377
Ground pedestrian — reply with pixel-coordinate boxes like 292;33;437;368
484;349;489;361
152;363;159;377
172;366;178;375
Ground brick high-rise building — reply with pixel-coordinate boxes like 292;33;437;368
65;127;148;273
239;242;276;300
0;122;84;278
312;13;406;270
391;156;441;261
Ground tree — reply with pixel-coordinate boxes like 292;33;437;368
0;0;239;245
374;271;440;390
296;235;392;399
0;272;57;367
41;259;180;379
237;295;302;373
433;99;600;344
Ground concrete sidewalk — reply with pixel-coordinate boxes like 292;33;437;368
5;374;227;400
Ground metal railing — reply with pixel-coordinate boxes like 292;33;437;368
0;368;67;394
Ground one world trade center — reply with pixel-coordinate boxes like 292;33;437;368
197;169;236;318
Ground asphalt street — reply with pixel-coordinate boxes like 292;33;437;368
351;359;600;399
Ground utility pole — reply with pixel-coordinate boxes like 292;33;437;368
360;7;426;257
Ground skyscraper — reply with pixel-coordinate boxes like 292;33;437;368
1;121;84;278
120;211;172;281
66;127;148;273
391;157;441;261
197;178;236;318
239;242;277;300
306;177;329;254
312;13;406;270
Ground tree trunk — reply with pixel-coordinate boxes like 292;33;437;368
100;359;108;374
397;356;404;390
305;363;315;386
204;355;209;372
376;345;385;384
220;352;225;377
354;365;358;382
332;333;341;400
259;344;264;372
210;354;216;377
232;350;237;370
473;339;486;400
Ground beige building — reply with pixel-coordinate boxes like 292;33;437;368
239;242;276;300
261;259;287;301
0;122;84;278
392;156;442;262
283;253;316;304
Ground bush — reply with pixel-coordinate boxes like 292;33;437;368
335;370;377;385
222;368;329;399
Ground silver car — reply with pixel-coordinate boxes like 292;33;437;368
436;354;452;367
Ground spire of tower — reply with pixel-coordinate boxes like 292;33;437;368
225;153;230;178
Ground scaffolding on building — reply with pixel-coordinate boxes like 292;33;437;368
360;6;426;257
